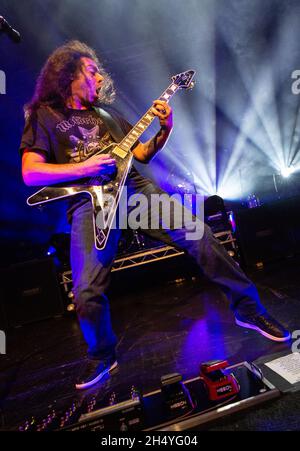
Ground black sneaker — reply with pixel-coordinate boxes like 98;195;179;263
75;357;118;390
235;312;291;342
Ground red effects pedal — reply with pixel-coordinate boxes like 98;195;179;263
200;360;240;401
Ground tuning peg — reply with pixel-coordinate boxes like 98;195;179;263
187;81;195;90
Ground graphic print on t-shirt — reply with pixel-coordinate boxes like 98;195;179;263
55;112;114;164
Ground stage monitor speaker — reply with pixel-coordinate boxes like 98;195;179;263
0;258;64;328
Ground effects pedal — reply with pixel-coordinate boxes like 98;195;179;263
200;360;240;401
160;373;195;418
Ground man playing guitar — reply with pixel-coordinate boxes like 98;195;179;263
20;41;290;390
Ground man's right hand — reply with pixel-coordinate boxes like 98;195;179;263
80;154;117;177
22;149;117;186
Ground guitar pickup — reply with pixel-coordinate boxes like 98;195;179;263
112;146;128;159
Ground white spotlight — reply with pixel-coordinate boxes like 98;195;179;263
280;166;295;178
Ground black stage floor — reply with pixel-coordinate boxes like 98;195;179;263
1;255;300;431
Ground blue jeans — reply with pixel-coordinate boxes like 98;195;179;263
70;182;265;359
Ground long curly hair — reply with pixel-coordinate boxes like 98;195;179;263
24;40;115;117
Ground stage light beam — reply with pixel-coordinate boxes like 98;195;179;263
280;165;295;178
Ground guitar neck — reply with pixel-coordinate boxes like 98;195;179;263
118;82;179;153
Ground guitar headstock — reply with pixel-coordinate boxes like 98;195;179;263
172;70;196;90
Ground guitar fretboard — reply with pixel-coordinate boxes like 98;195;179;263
118;82;179;154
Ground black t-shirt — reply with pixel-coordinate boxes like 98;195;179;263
20;105;135;163
20;105;151;217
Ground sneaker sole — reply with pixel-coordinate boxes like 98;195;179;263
235;318;291;342
75;361;118;390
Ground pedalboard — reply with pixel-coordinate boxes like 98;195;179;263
19;361;279;432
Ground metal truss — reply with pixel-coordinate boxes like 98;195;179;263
61;245;185;292
61;229;237;292
111;245;185;271
214;230;237;248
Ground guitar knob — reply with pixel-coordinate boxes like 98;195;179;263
109;392;117;405
130;385;140;400
87;396;97;413
104;183;114;192
19;417;36;432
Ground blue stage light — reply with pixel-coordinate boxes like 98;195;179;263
46;246;56;256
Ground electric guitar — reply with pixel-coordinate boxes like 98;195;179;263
27;70;196;250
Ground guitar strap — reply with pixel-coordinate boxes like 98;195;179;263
93;107;125;143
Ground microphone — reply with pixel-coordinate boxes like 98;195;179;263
0;16;21;43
